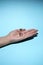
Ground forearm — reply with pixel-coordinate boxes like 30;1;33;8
0;35;10;47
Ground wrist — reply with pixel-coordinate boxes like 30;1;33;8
0;35;11;47
5;35;11;43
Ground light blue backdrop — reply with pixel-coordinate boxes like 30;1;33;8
0;1;43;65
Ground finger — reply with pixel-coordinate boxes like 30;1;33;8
21;32;37;40
23;29;38;34
18;29;38;37
25;30;37;36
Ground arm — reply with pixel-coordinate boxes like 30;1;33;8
0;29;38;47
0;35;10;47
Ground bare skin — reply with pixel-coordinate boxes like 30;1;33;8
0;29;38;47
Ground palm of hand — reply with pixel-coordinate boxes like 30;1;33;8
8;29;38;42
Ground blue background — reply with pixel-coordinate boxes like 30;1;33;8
0;0;43;65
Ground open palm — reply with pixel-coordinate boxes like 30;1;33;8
8;29;38;43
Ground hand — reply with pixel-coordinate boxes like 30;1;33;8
7;29;38;43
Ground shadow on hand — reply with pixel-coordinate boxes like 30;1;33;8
0;33;38;48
